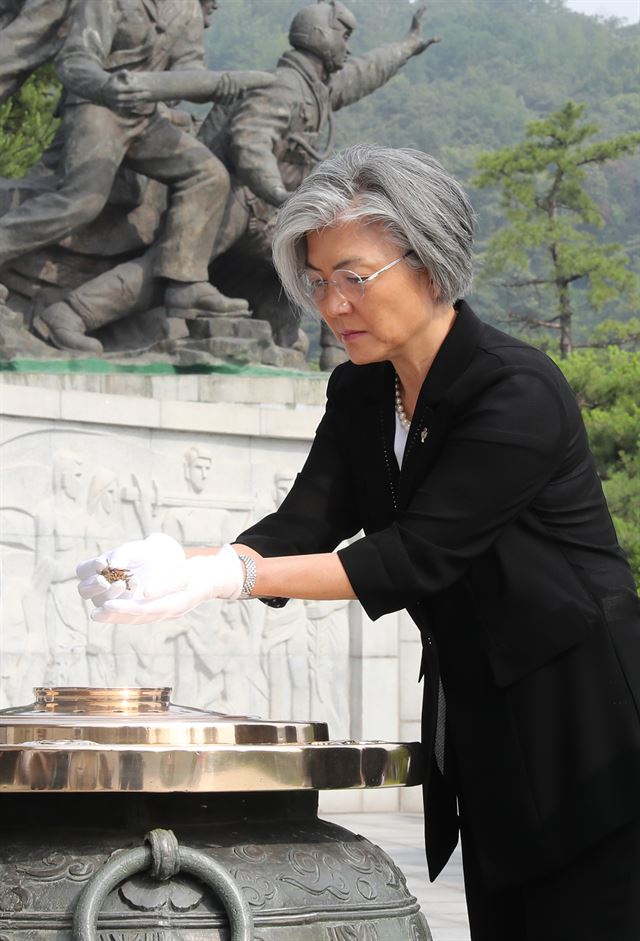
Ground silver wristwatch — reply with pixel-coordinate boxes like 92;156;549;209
237;553;257;600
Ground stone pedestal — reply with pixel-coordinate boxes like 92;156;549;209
157;315;308;370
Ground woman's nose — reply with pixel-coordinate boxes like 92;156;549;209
323;281;351;318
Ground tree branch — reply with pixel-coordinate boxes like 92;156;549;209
504;277;555;288
495;313;562;329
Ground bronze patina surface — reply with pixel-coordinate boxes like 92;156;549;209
0;687;431;939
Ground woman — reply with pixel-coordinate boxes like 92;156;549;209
77;145;640;940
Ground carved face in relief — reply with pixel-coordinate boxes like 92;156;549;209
53;449;84;502
184;447;212;494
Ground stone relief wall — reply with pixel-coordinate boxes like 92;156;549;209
0;373;423;812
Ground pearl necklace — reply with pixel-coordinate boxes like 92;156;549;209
394;374;411;431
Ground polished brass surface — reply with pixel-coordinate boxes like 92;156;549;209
0;687;329;746
0;688;423;793
0;741;422;792
34;686;173;712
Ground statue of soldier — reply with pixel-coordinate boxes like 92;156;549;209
0;0;75;103
32;0;438;358
0;0;273;352
210;0;438;363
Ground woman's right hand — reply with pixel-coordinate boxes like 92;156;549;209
76;533;186;608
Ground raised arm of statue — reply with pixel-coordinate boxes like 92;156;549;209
55;0;117;102
329;5;440;111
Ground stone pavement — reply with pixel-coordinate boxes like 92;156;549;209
324;812;471;941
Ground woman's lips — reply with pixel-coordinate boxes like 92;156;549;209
341;330;367;341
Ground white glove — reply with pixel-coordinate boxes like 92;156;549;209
89;544;245;624
77;533;186;607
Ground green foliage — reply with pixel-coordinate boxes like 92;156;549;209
473;101;640;355
604;451;640;586
559;347;640;470
0;64;61;179
205;0;298;70
588;317;640;350
557;347;640;585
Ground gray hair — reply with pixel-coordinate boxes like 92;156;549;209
272;144;475;311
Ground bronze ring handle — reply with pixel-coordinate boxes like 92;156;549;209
72;828;253;941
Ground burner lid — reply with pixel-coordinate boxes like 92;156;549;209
0;687;327;746
0;687;423;794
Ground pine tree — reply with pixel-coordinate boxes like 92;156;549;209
0;64;61;179
558;347;640;586
473;101;640;357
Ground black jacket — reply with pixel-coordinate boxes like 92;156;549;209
237;301;640;889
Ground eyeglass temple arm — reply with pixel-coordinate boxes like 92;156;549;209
364;254;408;285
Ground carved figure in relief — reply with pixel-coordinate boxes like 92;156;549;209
0;578;38;705
262;594;309;719
159;446;237;547
0;509;46;705
156;445;239;706
184;446;212;495
85;466;124;685
257;471;351;726
0;0;275;352
196;600;267;715
34;448;90;685
261;471;310;719
305;597;350;738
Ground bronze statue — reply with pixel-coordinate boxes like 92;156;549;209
0;1;440;364
0;0;273;352
28;1;438;361
213;0;438;365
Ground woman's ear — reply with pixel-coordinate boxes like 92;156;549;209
418;266;437;302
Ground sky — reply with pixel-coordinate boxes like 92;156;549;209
406;0;640;24
565;0;640;22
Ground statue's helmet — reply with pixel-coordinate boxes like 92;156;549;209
289;1;357;73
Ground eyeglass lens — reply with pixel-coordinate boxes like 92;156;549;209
305;270;364;303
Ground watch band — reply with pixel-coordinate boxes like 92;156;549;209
237;553;257;600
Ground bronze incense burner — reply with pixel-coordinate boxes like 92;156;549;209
0;687;431;940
